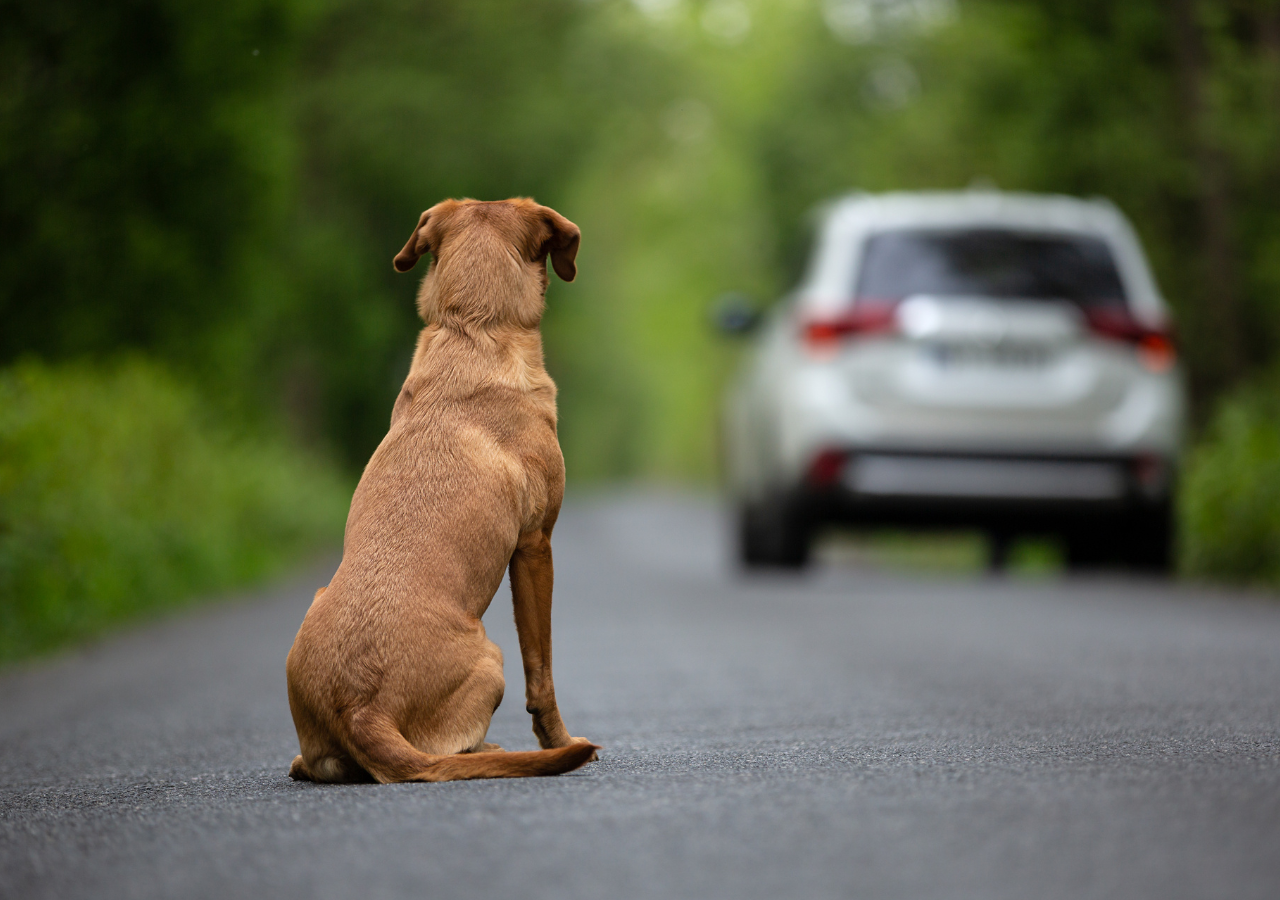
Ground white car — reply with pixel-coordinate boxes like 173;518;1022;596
720;190;1185;570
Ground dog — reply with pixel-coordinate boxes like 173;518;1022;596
285;198;598;783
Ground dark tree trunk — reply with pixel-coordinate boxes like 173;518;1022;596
1259;0;1280;111
1170;0;1245;389
1259;0;1280;58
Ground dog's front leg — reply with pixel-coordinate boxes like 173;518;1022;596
510;531;582;750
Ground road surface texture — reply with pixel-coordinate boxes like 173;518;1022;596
2;493;1278;900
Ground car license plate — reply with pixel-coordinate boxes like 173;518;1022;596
848;455;1125;500
924;342;1051;369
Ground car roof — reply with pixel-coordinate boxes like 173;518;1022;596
799;190;1169;323
821;189;1124;232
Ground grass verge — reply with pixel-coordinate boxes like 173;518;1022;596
0;359;350;664
1180;376;1280;587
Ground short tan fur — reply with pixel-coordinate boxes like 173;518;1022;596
285;198;597;783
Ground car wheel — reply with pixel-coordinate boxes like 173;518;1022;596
1122;504;1174;574
738;496;812;569
1063;506;1174;573
1063;520;1120;570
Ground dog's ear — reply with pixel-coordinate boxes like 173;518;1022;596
393;209;432;272
540;208;580;282
394;204;452;272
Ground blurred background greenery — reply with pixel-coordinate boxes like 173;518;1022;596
4;0;1280;659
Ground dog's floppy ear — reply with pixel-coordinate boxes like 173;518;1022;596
394;204;452;272
393;209;431;272
541;208;581;282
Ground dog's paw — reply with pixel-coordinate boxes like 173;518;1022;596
569;738;599;763
288;755;313;781
482;742;505;752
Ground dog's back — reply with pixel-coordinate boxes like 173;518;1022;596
285;199;597;783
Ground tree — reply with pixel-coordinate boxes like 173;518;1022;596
0;0;304;367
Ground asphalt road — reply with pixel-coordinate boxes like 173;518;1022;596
2;493;1278;900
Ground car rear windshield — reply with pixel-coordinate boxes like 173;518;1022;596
855;229;1127;307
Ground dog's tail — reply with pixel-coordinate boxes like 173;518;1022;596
346;717;599;783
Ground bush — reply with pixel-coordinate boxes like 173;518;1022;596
0;359;350;663
1180;378;1280;586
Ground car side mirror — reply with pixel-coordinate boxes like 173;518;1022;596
712;293;762;335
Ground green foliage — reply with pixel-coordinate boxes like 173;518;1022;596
280;0;599;467
0;360;350;662
1180;374;1280;584
10;0;1280;484
5;0;1280;598
0;0;307;373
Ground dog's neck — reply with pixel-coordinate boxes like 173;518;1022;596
416;242;548;331
407;322;555;401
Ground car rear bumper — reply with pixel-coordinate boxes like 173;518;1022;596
796;449;1172;532
850;454;1128;500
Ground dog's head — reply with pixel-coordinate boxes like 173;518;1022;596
393;198;580;328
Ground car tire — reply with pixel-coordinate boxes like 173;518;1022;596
1122;504;1174;574
738;496;812;569
1063;505;1174;573
1063;523;1117;570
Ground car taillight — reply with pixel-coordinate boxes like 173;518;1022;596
807;449;847;487
1083;308;1177;373
802;300;899;352
1131;452;1170;497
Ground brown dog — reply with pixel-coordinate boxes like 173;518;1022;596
285;198;597;783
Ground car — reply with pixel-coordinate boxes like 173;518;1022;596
719;190;1186;571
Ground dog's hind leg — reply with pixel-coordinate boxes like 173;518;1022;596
288;688;375;783
289;752;372;783
442;640;507;755
288;755;312;780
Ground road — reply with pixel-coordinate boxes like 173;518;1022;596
2;493;1278;899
